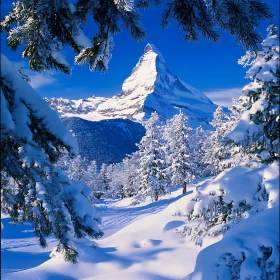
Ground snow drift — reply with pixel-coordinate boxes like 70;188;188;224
2;161;278;279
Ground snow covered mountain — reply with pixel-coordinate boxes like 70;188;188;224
45;96;107;119
44;44;218;165
97;44;215;125
45;44;217;128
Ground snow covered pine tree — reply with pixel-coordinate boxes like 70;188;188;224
104;163;125;199
227;23;280;163
184;26;279;279
137;112;169;201
67;155;89;181
1;55;103;263
203;106;230;175
1;0;273;73
86;160;100;198
98;163;111;197
121;155;139;198
0;0;144;73
164;111;196;194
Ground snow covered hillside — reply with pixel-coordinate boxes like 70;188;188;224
45;44;217;129
62;117;145;167
2;161;278;280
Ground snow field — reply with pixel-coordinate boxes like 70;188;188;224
2;161;278;279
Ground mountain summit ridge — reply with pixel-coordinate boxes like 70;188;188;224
45;43;216;128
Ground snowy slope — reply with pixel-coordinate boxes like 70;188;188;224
185;162;280;280
62;117;145;166
186;207;279;280
2;162;278;280
45;44;217;128
1;183;218;280
45;96;108;119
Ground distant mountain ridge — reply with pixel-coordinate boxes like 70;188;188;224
45;43;217;129
45;96;107;119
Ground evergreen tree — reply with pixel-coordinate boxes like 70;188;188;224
227;24;280;163
86;160;99;196
122;155;139;198
137;112;169;201
164;112;195;194
1;0;273;73
98;163;110;195
222;97;257;168
107;163;124;198
0;54;103;263
193;126;208;177
203;106;231;175
160;0;273;49
67;155;88;181
55;152;71;172
0;0;145;73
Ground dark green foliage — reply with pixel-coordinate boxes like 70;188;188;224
0;64;103;263
1;0;273;73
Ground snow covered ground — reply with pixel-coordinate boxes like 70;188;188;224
1;163;279;280
1;179;217;280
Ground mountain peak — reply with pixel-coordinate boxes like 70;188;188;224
95;43;215;123
144;43;159;54
143;43;165;64
46;44;216;128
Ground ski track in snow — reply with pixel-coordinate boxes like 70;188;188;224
98;190;191;237
1;183;196;278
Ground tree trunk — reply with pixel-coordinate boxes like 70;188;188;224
154;191;159;202
182;182;187;194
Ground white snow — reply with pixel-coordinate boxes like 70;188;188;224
1;54;78;153
0;89;15;131
172;161;278;224
1;183;214;279
226;111;260;143
262;162;279;208
186;207;279;280
249;97;268;115
2;162;278;279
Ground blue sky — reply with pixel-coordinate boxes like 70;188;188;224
1;1;279;106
